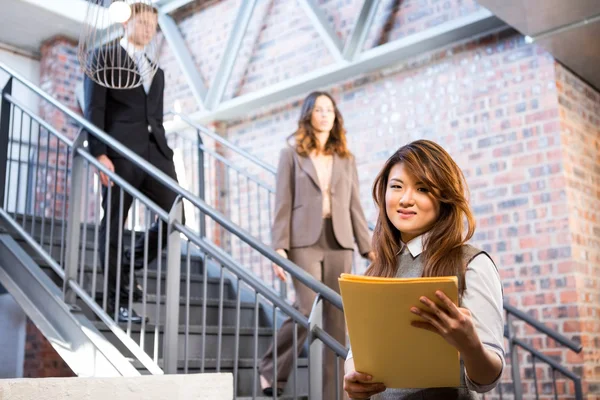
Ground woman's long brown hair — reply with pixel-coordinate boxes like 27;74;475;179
365;140;476;296
289;91;351;158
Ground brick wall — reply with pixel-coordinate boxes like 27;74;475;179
556;64;600;397
22;0;600;396
23;319;74;378
37;36;83;220
159;0;485;113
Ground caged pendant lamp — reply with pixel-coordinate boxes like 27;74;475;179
78;0;160;89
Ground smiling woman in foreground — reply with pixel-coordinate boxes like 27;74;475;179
344;140;505;400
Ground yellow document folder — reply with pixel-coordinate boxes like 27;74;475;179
339;273;461;389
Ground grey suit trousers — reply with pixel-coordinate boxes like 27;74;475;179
259;218;353;399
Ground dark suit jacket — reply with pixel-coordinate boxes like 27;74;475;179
271;146;371;255
83;44;173;160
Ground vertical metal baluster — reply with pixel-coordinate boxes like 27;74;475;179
267;193;274;285
256;186;264;284
127;199;137;337
0;84;13;211
14;108;24;222
532;355;539;399
59;146;70;268
19;115;35;230
140;210;150;353
552;368;558;400
6;104;15;217
153;219;163;363
184;240;191;374
30;121;41;239
273;305;278;399
204;147;211;240
293;322;298;400
79;162;90;287
253;293;259;399
114;187;125;320
91;175;101;303
217;265;225;372
246;176;252;272
235;171;242;265
48;136;57;253
40;129;50;250
336;354;340;400
234;277;241;396
201;253;208;373
102;181;113;312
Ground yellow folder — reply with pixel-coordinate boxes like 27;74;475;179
339;273;461;389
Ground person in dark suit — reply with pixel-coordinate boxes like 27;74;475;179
83;3;181;323
259;91;375;398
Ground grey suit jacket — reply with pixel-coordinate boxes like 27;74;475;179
271;146;371;255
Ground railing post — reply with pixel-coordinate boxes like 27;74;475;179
0;77;13;208
63;130;87;305
164;196;183;374
197;130;206;239
573;377;583;400
308;295;324;400
506;313;523;400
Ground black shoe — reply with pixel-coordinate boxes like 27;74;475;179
115;306;144;324
262;387;284;397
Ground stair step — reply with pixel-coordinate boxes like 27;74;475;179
140;294;268;326
134;358;309;397
21;241;206;274
237;397;308;400
94;322;279;359
79;295;269;327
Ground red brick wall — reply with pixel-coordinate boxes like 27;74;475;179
219;29;592;398
37;36;83;220
27;0;600;396
23;319;74;378
556;64;600;397
159;0;486;114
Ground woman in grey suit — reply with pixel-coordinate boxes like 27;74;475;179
259;91;375;398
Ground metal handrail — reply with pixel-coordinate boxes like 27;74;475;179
195;142;274;190
175;222;309;329
504;301;582;353
167;110;277;175
0;61;342;310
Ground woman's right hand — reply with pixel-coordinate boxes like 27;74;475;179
344;368;386;399
272;249;288;282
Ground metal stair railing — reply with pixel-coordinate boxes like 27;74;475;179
164;111;285;297
483;302;584;400
165;111;369;299
0;61;348;399
167;112;586;399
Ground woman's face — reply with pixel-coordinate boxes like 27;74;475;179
385;162;440;243
310;95;336;134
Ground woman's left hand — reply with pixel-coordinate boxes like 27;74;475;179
410;290;481;354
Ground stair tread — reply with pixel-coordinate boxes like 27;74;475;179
132;358;308;369
237;397;308;399
94;321;275;335
143;294;253;308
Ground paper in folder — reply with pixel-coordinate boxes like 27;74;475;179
339;273;461;389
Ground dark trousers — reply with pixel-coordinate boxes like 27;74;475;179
99;139;182;304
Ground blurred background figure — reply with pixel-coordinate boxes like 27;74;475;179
258;91;375;397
